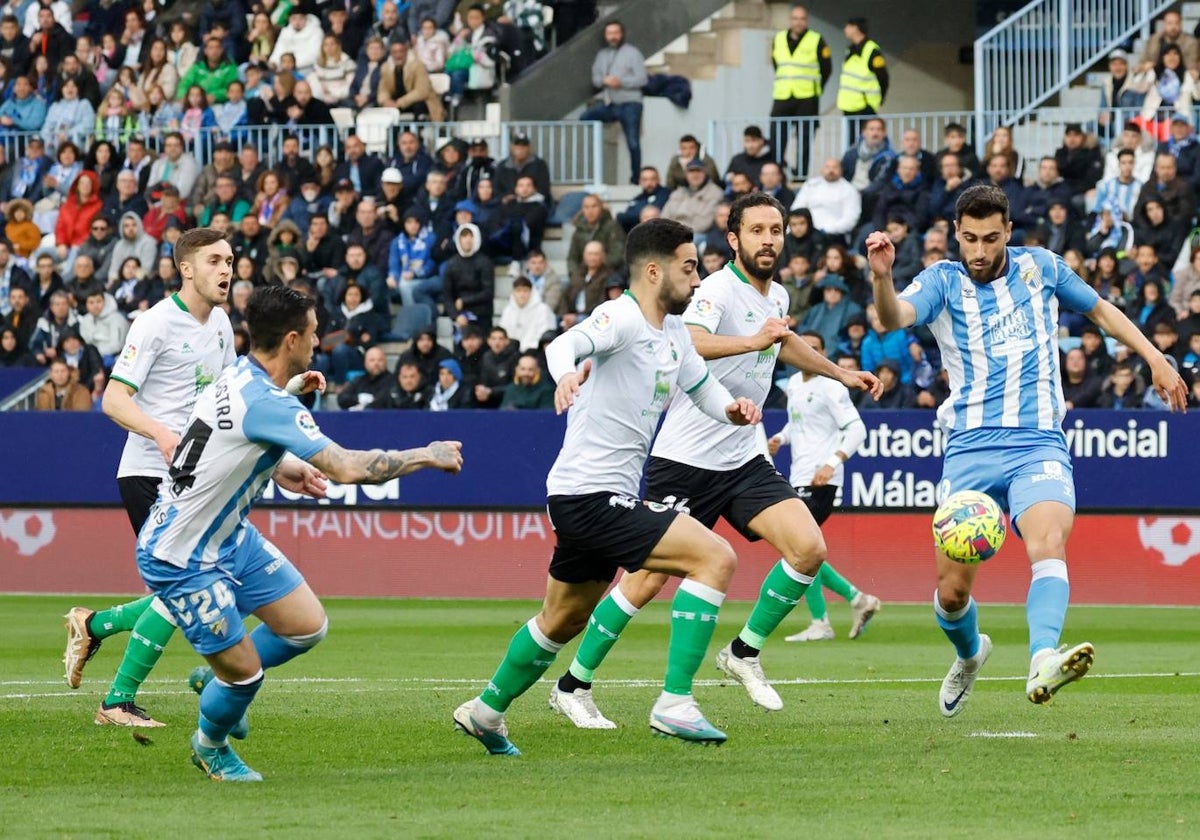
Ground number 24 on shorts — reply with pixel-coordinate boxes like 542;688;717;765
170;580;236;629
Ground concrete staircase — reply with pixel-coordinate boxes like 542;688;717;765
644;1;770;81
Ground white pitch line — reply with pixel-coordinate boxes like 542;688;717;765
3;671;1198;700
969;732;1039;738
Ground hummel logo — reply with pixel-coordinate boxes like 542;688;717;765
745;311;757;322
181;342;193;353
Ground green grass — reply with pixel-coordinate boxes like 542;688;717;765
1;596;1197;839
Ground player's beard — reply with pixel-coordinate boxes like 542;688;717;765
661;282;692;316
963;251;1006;284
737;241;779;282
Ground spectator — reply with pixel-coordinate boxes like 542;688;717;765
271;9;324;74
73;215;115;282
882;214;921;290
142;185;186;243
1135;152;1195;231
311;34;357;105
1104;122;1155;185
1181;328;1200;378
34;357;91;409
346;197;392;269
1170;250;1200;317
30;250;63;311
1053;123;1103;201
301;213;343;286
886;129;937;184
63;254;102;314
398;328;452;387
473;324;517;407
790;157;860;241
40;79;94;154
782;207;822;266
263;218;307;285
336;345;393;410
0;15;30;77
1127;277;1175;337
1041;200;1087;257
276;79;333;127
579;20;646;184
2;284;38;347
982;124;1021;176
1131;44;1197;119
1100;50;1145;120
929;153;976;225
724;124;776;191
462;138;497;200
377;39;445;121
935;122;981;178
801;274;862;357
864;358;911;409
523;248;561;314
500;350;553;409
860;303;911;382
1133;195;1186;264
499;275;556;351
839;117;894;192
324;281;388;382
835;310;866;360
429;357;473;410
1;136;51;215
1151;319;1184;364
868;153;929;232
662;161;724;236
1088;248;1124;305
386;361;432;409
836;17;887;129
494;132;552;202
0;325;35;367
757;162;794;211
1061;346;1104;409
177;37;239;105
1159;113;1200;189
333;134;384;198
560;239;611;327
251;170;290;231
200;175;251;227
391;130;436;207
29;287;74;363
138;38;178;102
566;193;624;276
165;20;198;80
696;201;732;262
4;199;40;259
362;1;408;57
1137;9;1198;73
388;209;439;307
454;322;486;392
0;73;46;133
145;132;199;203
415;16;451;73
54;170;102;271
107;211;157;285
445;4;499;107
499;174;548;257
984;153;1029;236
1093;147;1143;223
350;36;387;109
814;242;867;306
1122;242;1171;306
443;223;494;330
778;252;814;327
103;170;149;225
1098;361;1143;409
77;287;126;364
664;133;721;191
1021;156;1073;229
27;6;70;72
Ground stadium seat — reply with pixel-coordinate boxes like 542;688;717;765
429;73;450;97
548;190;588;226
330;108;356;132
357;108;402;155
385;304;434;342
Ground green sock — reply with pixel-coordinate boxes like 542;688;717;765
89;595;155;640
568;589;640;682
480;618;563;713
104;601;176;705
663;580;725;696
738;560;815;650
804;576;829;620
818;562;859;602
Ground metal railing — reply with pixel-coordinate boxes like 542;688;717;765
1;119;604;187
974;0;1173;140
0;371;49;412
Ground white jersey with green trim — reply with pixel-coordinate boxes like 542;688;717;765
777;372;862;488
110;294;236;479
546;292;710;498
651;263;789;471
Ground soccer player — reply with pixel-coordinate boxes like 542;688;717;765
453;219;762;755
63;227;245;727
549;194;881;730
865;184;1187;717
137;279;462;781
765;330;883;643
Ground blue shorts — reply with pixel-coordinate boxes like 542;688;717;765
137;525;305;655
940;428;1076;535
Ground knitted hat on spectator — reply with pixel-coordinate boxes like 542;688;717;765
876;358;901;375
439;359;463;380
817;274;850;293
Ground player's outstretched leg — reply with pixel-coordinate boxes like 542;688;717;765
1025;558;1093;703
63;595;156;688
94;598;177;727
192;670;264;783
456;616;567;756
785;567;835;642
550;572;666;729
814;562;882;639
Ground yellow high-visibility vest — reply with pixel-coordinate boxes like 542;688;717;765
837;39;883;112
772;29;822;100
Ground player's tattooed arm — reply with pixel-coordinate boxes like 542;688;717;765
307;441;463;484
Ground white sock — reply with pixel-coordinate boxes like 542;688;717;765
472;697;503;726
195;728;225;749
654;690;693;710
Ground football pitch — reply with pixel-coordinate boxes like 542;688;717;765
1;595;1196;839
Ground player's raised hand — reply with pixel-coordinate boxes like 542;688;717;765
426;441;463;473
274;459;329;499
767;435;783;456
865;231;895;278
286;370;327;396
1151;358;1189;412
724;397;762;426
841;369;884;400
749;317;792;351
554;359;592;414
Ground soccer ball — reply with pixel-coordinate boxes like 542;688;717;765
932;491;1007;564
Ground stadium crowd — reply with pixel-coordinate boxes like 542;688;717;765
4;3;1200;413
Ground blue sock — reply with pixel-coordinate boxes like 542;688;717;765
199;671;262;745
934;591;980;659
250;620;327;669
1027;559;1070;657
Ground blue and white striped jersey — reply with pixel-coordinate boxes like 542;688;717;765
899;247;1101;432
138;355;332;570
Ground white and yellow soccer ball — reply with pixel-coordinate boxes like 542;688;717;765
932;490;1007;564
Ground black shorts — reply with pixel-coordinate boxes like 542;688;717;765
118;476;162;536
547;492;680;585
644;455;798;541
795;484;838;526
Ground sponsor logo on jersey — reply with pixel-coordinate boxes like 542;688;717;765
193;364;216;395
607;494;637;510
652;370;671;406
987;308;1033;355
119;343;137;365
182;342;194;354
295;410;323;441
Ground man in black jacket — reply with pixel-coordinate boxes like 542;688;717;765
494;133;552;202
616;166;671;232
333;133;384;197
386;361;432;409
337;346;394;409
473;324;518;408
1055;123;1103;200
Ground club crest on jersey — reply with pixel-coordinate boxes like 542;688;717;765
209;617;228;637
1016;253;1043;291
295;410;322;441
119;344;137;365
